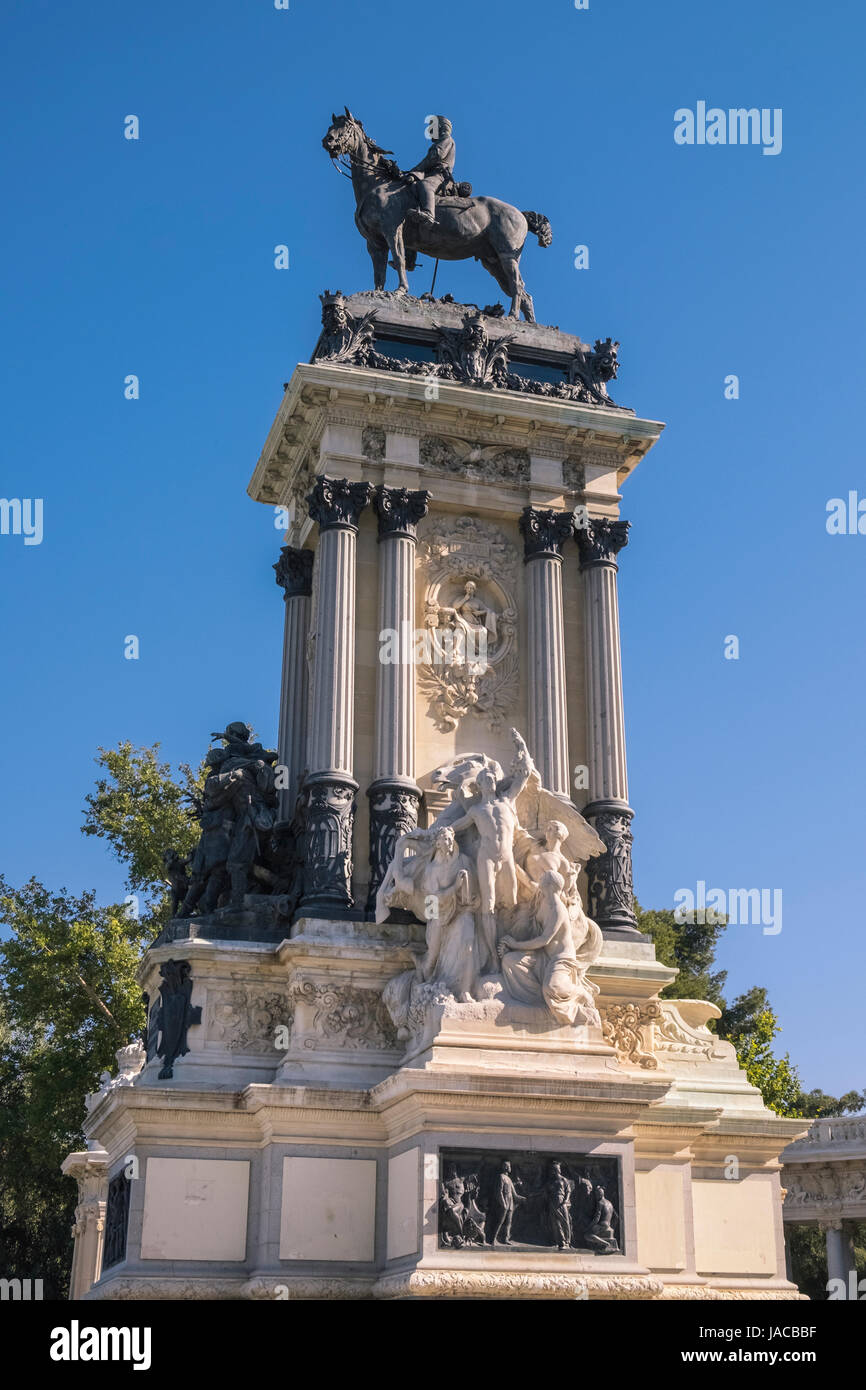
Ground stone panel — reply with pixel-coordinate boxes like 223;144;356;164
692;1177;778;1276
140;1158;250;1261
280;1156;377;1262
635;1165;686;1271
387;1148;421;1261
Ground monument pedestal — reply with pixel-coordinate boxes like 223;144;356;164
68;921;803;1301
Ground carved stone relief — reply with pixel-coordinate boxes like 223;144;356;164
207;988;292;1054
783;1162;866;1212
652;1001;732;1061
420;434;529;485
562;457;585;493
416;516;519;732
289;980;398;1051
600;1001;661;1068
362;425;385;461
438;1149;622;1254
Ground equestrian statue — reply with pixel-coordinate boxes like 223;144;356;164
322;109;552;322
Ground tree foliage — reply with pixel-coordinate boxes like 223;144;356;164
729;1006;803;1116
0;879;149;1298
1;741;200;1297
81;742;202;915
633;903;727;1004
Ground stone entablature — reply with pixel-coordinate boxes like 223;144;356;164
248;359;663;546
781;1115;866;1223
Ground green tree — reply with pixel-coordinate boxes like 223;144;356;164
633;903;727;1004
728;1006;803;1116
0;880;149;1298
0;741;199;1297
81;742;203;922
794;1088;865;1118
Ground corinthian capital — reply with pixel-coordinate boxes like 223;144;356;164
307;476;374;533
374;485;431;541
575;516;631;568
273;545;314;598
519;507;574;560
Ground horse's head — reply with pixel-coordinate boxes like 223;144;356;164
322;107;365;159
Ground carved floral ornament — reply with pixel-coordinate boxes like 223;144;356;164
207;989;292;1054
416;516;519;732
599;999;733;1069
289;979;398;1051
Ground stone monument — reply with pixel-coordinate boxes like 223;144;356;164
63;113;806;1301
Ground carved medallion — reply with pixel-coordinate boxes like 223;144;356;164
416;517;519;732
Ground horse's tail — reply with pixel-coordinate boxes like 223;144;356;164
523;210;553;248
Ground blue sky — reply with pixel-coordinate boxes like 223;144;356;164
1;0;863;1094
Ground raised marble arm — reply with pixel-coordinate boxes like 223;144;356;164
504;728;533;802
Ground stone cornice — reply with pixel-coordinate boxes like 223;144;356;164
248;363;664;510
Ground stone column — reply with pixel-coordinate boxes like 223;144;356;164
366;485;431;913
575;515;641;939
273;545;313;819
824;1221;854;1292
61;1147;109;1299
300;476;373;917
519;507;574;796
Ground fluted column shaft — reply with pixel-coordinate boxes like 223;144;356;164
584;558;629;803
307;524;358;777
576;516;640;939
367;486;430;912
519;508;573;796
300;476;373;916
273;546;313;819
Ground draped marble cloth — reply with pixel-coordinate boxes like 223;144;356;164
500;889;600;1027
500;946;584;1026
421;876;479;989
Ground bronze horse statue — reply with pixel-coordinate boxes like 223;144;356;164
322;109;552;322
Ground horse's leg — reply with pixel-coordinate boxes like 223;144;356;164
384;220;409;295
520;278;536;324
501;255;536;323
367;239;388;290
480;254;514;309
498;255;525;320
